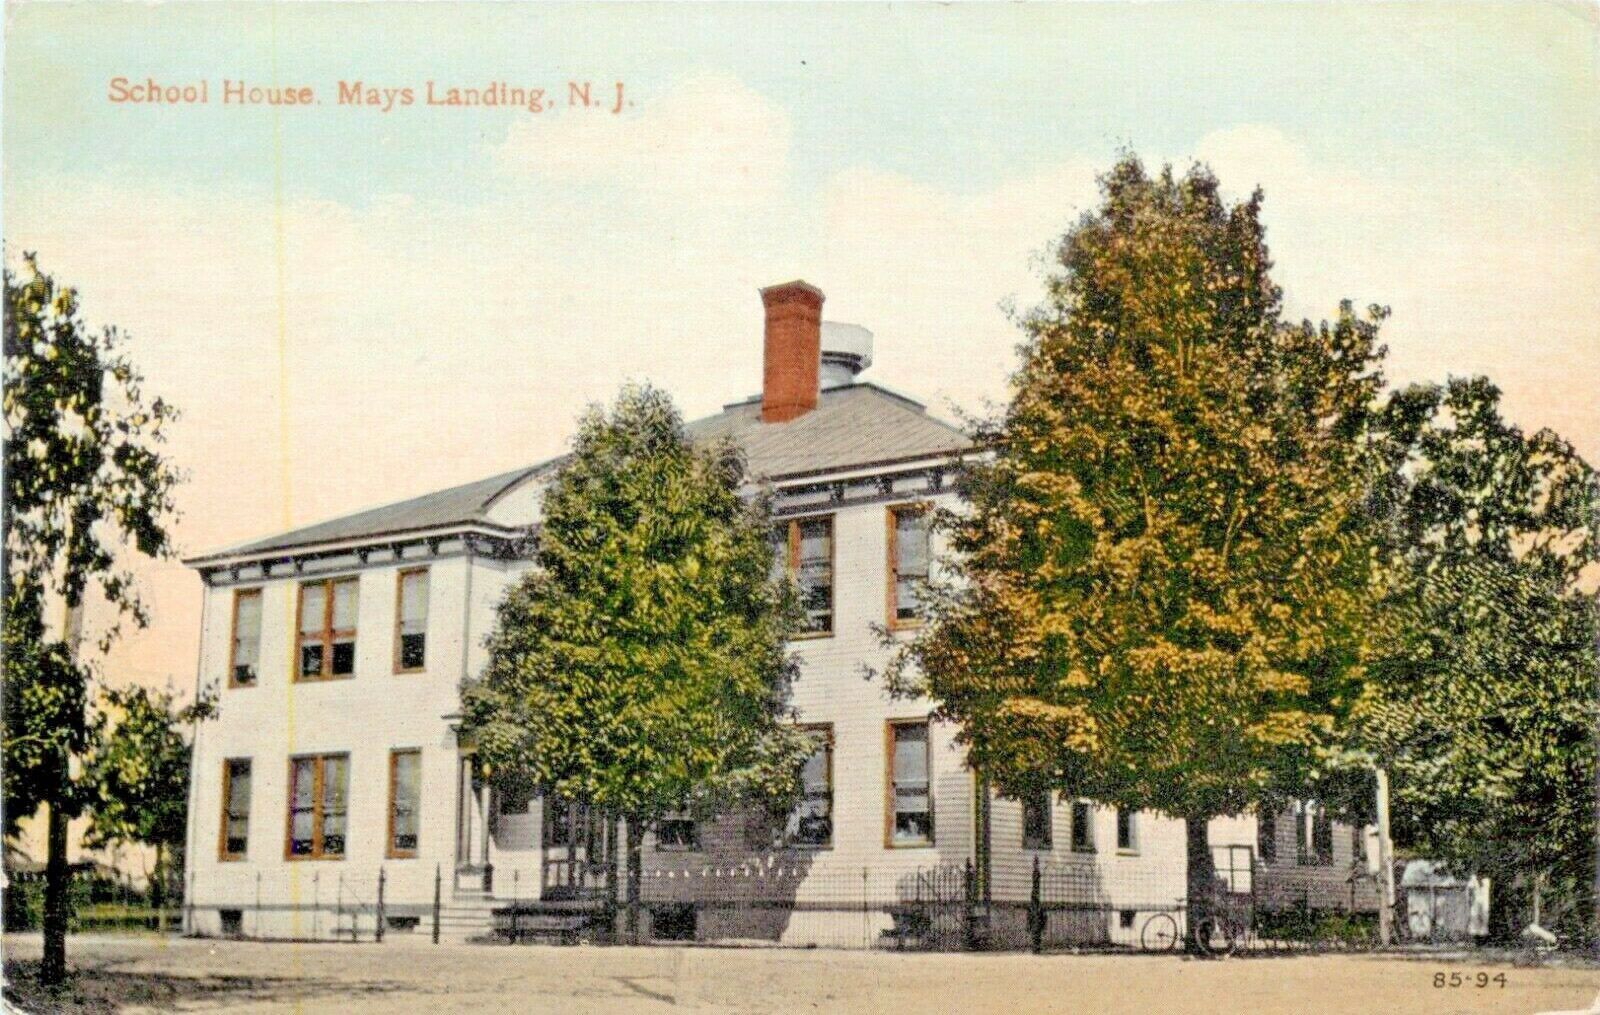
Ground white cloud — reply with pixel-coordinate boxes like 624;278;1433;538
495;71;792;208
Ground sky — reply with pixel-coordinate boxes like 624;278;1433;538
3;1;1598;700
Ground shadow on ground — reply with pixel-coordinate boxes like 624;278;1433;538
2;957;407;1015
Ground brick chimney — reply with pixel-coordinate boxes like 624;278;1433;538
759;280;824;423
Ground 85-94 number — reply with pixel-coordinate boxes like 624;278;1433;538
1433;972;1508;989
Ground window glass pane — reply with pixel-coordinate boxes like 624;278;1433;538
656;816;697;850
797;518;833;632
299;644;325;678
392;752;420;850
399;634;425;671
330;638;356;676
895;510;929;575
233;594;261;684
299;584;326;636
891;723;931;844
1023;789;1052;849
331;579;358;630
788;731;832;846
1071;802;1094;852
322;756;348;855
289;759;315;855
224;760;251;855
399;571;428;630
1117;809;1136;850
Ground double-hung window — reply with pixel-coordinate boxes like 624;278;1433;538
787;726;833;847
887;505;930;627
1070;801;1095;853
655;812;699;851
297;577;358;680
388;749;421;858
1258;806;1278;863
287;753;349;859
1022;788;1053;850
229;590;262;687
1116;808;1139;853
887;720;933;846
219;759;251;859
395;569;428;672
776;517;834;635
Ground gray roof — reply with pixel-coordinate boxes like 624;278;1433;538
189;383;970;564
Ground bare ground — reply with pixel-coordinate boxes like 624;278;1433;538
4;933;1599;1015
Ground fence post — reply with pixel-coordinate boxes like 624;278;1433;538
1030;856;1044;954
963;858;977;951
433;864;442;945
376;867;386;943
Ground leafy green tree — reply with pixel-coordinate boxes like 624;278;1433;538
84;685;215;910
461;384;809;937
888;157;1384;946
1353;376;1598;942
2;255;182;983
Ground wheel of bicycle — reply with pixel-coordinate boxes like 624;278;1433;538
1140;912;1181;952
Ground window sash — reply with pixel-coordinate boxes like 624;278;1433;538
655;813;699;851
395;569;428;672
1258;808;1278;863
786;727;833;847
1116;809;1138;852
888;506;930;625
389;750;421;856
220;759;251;858
888;722;933;846
288;754;349;859
1070;802;1095;853
779;517;834;634
297;578;359;680
230;590;262;687
1022;789;1052;850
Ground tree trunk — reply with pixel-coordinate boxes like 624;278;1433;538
41;792;70;984
604;811;620;943
151;843;166;911
1185;816;1216;956
625;816;643;944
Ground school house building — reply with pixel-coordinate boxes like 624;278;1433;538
181;281;1373;948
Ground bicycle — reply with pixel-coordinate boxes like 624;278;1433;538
1139;910;1183;952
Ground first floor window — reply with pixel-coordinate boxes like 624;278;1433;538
1312;805;1334;865
1116;809;1139;853
288;753;349;859
888;721;933;846
1070;801;1095;853
1258;807;1278;864
297;578;358;680
655;812;698;851
395;569;428;672
1021;788;1052;850
229;589;262;687
787;726;833;847
388;749;421;857
220;759;251;859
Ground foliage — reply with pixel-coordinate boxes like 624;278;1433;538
460;384;811;827
84;684;215;856
1;253;183;979
888;156;1385;830
1350;376;1598;940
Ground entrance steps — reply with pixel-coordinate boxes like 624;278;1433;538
434;891;607;944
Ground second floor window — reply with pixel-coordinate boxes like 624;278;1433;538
229;589;262;687
1021;788;1053;850
297;577;358;680
220;758;251;859
888;720;933;846
888;505;930;626
787;726;833;847
288;753;349;859
777;516;833;634
395;569;428;672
